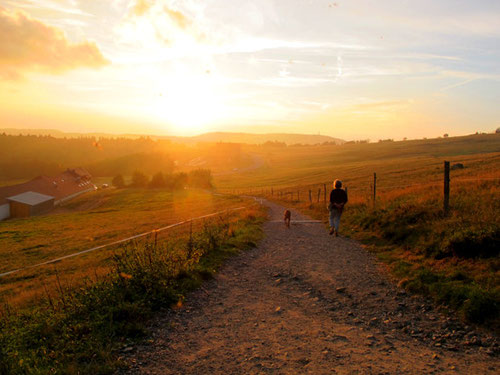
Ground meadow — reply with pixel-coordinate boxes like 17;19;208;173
0;188;255;307
216;133;500;191
215;133;500;327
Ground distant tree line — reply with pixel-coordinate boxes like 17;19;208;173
0;134;251;181
112;169;213;190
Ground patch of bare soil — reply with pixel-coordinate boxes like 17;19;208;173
122;200;498;374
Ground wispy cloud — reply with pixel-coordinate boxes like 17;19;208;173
0;7;108;80
6;0;94;17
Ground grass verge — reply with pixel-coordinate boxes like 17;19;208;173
0;205;266;374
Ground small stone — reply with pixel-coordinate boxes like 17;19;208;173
275;306;281;313
432;354;439;360
336;287;346;293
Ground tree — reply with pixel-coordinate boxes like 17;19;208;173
443;133;449;138
131;171;148;187
188;169;213;189
111;174;125;189
496;127;500;134
149;172;166;188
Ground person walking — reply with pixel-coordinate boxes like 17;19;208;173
328;179;348;236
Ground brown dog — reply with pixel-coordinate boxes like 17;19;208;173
284;209;291;228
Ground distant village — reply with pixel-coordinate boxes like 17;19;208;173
0;168;95;221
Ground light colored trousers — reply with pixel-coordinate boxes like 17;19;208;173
329;208;342;231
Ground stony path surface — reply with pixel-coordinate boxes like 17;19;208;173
123;200;498;374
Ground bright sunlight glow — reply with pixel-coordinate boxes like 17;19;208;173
151;69;226;135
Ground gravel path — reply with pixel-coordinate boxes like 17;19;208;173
123;200;498;374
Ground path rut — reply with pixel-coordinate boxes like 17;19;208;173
123;200;498;374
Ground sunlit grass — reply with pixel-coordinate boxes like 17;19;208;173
0;188;253;307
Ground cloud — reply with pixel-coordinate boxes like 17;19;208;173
131;0;152;16
164;6;189;29
0;7;108;79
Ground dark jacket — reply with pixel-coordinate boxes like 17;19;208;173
330;188;348;205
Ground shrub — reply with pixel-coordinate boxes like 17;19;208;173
149;172;166;188
188;169;213;189
445;227;500;258
111;174;125;189
130;171;149;187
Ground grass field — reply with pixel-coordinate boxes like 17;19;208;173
215;134;500;191
0;188;255;307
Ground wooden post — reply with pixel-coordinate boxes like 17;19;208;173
323;184;327;203
297;191;300;202
271;187;274;196
188;220;193;258
444;161;450;215
309;189;312;203
373;173;377;208
317;188;321;203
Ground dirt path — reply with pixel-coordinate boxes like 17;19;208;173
123;200;498;374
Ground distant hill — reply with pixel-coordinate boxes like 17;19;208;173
0;128;344;145
181;132;344;145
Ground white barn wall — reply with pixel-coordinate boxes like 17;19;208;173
0;203;10;221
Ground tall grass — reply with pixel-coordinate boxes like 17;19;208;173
0;206;265;374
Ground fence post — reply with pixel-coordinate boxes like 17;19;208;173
271;187;274;196
297;191;300;202
444;161;450;215
323;184;327;203
317;188;321;203
309;189;312;203
373;173;377;209
185;220;193;258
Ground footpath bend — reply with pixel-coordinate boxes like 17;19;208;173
124;200;498;374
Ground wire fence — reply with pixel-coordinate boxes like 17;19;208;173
0;206;247;279
0;204;256;308
219;162;500;210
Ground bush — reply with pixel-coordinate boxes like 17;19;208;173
165;172;188;190
111;174;125;189
445;227;499;258
188;169;213;189
149;172;166;188
130;171;149;188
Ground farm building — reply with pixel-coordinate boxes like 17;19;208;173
0;167;95;220
7;192;55;218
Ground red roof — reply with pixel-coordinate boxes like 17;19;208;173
0;168;93;205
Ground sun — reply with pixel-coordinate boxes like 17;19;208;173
152;70;225;135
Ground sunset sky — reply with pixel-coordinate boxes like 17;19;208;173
1;0;499;140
